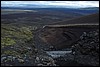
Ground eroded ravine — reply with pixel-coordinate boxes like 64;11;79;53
35;24;99;66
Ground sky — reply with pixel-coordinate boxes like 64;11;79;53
1;1;99;8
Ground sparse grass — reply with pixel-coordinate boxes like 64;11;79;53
3;50;19;56
1;24;33;47
1;37;16;46
1;23;36;59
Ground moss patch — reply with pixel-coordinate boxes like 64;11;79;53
1;24;33;47
1;37;16;46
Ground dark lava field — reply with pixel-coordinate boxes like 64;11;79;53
1;8;99;66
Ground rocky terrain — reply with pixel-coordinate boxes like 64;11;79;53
1;8;99;66
71;30;99;66
39;24;99;50
1;23;57;66
1;23;99;66
38;29;99;66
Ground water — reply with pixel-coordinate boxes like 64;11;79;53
46;51;72;58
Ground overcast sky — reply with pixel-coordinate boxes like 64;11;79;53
1;1;99;8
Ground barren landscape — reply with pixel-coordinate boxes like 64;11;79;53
1;1;99;66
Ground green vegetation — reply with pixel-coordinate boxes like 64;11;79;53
1;23;36;59
3;50;19;56
1;24;34;48
1;37;16;46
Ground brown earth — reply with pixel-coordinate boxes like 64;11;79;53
39;13;99;50
53;13;99;25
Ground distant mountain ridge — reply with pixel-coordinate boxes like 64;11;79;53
1;7;99;15
79;7;99;10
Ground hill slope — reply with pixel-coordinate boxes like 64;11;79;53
53;13;99;25
39;13;99;50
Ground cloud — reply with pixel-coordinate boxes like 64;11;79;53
1;1;99;8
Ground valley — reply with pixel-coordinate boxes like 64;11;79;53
1;8;99;66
